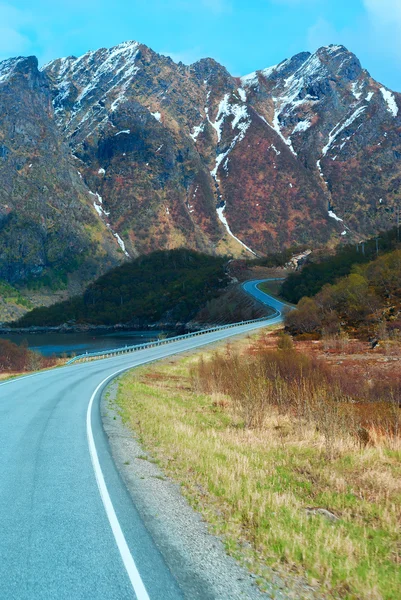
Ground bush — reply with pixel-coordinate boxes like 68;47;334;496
280;226;400;304
0;339;56;372
285;297;323;334
192;342;401;451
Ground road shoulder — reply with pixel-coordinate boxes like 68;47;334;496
101;375;274;600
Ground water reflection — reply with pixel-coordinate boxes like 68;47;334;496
0;330;173;357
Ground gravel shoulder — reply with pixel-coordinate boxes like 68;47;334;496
102;377;289;600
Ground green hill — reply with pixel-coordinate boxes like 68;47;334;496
281;227;400;304
14;250;229;328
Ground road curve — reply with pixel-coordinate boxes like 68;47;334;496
0;280;287;600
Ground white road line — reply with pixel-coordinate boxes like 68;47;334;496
87;368;151;600
0;370;48;388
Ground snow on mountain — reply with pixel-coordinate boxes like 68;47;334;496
380;87;399;117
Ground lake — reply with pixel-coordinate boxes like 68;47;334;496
0;330;174;357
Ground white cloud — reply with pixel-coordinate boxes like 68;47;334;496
364;0;401;24
0;27;30;56
0;3;32;59
363;0;401;59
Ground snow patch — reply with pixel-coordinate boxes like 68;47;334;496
261;63;279;79
292;119;312;134
209;95;252;180
351;81;362;100
328;210;343;222
151;111;161;122
272;103;297;155
113;232;129;257
0;57;25;84
380;88;398;117
322;105;367;157
270;144;281;156
98;168;105;174
47;41;141;131
89;190;110;218
365;91;374;102
327;45;344;54
216;203;256;255
115;129;130;136
240;71;258;88
87;181;130;256
190;122;205;141
237;87;246;103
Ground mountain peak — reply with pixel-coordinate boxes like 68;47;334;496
314;44;363;81
319;44;349;55
190;57;232;83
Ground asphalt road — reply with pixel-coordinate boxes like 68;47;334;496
0;280;287;600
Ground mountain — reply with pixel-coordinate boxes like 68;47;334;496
0;41;400;294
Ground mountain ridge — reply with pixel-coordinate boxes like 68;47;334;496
0;40;400;296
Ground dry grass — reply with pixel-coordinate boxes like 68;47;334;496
116;332;401;600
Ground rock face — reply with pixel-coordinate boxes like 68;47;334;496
1;42;400;288
0;56;120;290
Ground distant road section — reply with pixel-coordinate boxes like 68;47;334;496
242;278;289;316
0;279;285;600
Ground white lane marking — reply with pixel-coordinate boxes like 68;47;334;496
87;369;151;600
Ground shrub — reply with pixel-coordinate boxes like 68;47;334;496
192;341;401;451
285;297;322;334
0;339;56;372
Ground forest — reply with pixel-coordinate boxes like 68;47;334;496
14;249;230;328
285;247;401;337
281;227;400;304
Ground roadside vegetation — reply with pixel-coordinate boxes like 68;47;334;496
0;339;57;373
116;331;401;599
281;227;400;304
286;248;401;339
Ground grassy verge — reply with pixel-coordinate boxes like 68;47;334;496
257;279;283;298
257;280;296;307
116;333;401;600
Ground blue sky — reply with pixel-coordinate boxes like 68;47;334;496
1;0;400;90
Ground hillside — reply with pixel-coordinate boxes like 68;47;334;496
1;42;401;298
285;242;401;337
13;249;230;327
281;226;401;303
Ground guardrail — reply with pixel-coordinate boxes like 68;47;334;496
66;311;280;365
